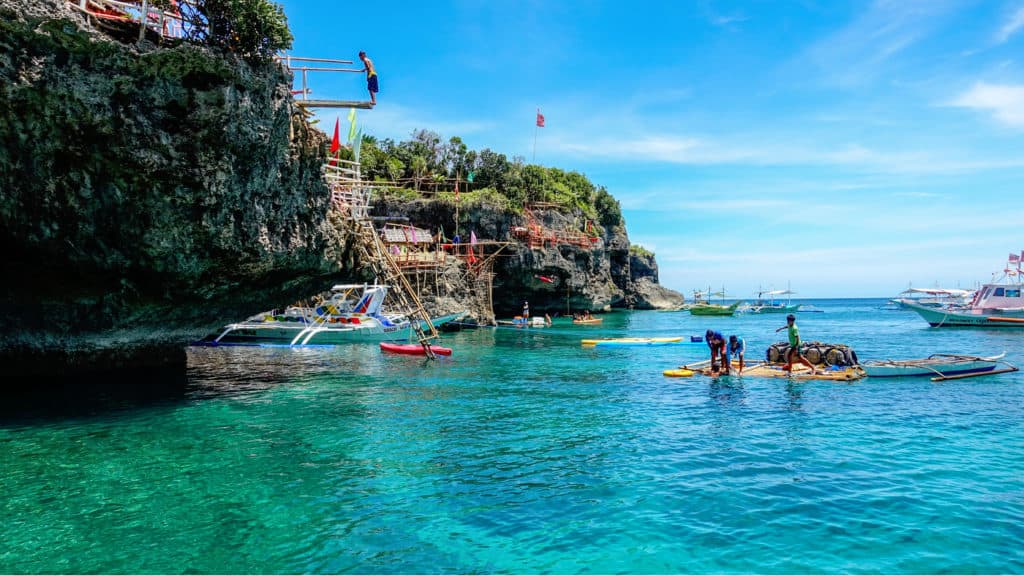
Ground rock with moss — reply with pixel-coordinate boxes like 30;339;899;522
0;2;346;376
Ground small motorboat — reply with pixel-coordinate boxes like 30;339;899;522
380;342;453;356
860;353;1017;381
572;317;603;325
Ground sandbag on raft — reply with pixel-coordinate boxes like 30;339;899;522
765;341;859;366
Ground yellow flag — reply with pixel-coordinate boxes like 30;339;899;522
347;108;357;144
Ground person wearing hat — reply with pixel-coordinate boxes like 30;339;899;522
705;329;727;374
775;314;816;375
726;335;746;374
522;300;529;319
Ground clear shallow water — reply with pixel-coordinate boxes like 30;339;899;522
2;299;1023;573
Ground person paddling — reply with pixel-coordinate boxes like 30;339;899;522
775;314;816;376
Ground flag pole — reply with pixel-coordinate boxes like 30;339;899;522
533;107;538;163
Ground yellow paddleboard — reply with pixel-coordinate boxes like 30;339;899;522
663;368;694;377
582;337;684;347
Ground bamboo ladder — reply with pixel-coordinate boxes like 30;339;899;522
325;159;440;358
353;221;440;358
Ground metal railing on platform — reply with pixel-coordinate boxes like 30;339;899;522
324;160;372;220
278;56;374;108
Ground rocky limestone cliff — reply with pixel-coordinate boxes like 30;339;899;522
371;197;684;316
0;2;356;376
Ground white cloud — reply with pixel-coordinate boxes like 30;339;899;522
950;82;1024;127
995;6;1024;43
546;131;1024;174
799;0;957;87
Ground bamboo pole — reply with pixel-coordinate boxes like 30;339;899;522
931;366;1019;382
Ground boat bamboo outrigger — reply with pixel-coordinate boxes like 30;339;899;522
860;353;1018;381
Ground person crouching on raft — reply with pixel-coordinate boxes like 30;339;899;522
705;329;727;375
727;335;745;374
775;314;816;376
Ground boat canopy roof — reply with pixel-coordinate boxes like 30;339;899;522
330;283;390;291
759;289;795;296
899;287;972;296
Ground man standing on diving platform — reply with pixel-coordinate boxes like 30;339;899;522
359;51;378;106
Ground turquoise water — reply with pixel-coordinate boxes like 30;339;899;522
3;299;1023;573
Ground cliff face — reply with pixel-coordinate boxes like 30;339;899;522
371;197;684;316
0;3;350;375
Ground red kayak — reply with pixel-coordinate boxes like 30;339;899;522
379;342;453;356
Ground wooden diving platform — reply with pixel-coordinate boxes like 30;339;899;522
278;56;374;110
297;100;375;109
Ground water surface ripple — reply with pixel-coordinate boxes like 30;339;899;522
2;299;1023;573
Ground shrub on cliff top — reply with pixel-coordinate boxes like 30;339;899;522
179;0;293;62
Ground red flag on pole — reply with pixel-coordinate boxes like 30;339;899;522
536;109;545;127
330;117;341;154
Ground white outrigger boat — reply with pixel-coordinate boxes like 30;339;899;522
203;284;464;346
904;254;1024;327
746;289;800;314
861;353;1018;381
890;287;973;310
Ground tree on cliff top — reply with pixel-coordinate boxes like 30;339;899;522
355;130;626;230
179;0;293;62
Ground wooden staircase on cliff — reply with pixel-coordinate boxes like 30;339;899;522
353;221;440;358
323;158;440;357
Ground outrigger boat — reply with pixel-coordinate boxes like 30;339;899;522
890;287;973;310
904;254;1024;327
746;289;800;314
203;284;464;346
688;287;742;316
689;302;741;316
861;353;1017;381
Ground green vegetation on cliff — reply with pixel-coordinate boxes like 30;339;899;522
177;0;293;62
352;130;624;231
629;245;655;259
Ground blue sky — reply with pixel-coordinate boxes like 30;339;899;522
279;0;1024;298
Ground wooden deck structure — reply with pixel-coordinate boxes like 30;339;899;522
513;203;598;250
380;224;445;271
67;0;192;43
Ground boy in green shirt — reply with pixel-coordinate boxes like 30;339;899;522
775;314;816;376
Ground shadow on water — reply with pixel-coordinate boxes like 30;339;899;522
0;365;190;425
0;345;371;425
